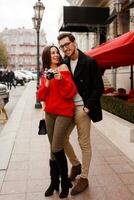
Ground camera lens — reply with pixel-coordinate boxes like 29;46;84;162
46;72;54;80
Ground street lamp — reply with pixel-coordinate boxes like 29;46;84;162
112;0;122;90
32;0;45;109
114;0;122;37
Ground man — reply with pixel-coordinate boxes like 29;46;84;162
6;67;16;90
57;33;104;195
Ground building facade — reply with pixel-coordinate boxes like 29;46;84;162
64;0;134;92
0;28;47;70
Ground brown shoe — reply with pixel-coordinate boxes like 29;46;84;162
69;164;81;181
71;177;88;195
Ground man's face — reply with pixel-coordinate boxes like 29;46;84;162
59;37;76;57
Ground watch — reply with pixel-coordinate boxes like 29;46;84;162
83;107;89;113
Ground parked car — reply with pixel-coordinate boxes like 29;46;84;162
31;70;37;80
15;70;32;82
21;70;36;80
0;83;9;104
14;71;25;86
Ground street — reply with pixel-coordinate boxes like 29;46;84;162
0;83;28;133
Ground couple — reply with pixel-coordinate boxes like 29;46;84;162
37;33;104;198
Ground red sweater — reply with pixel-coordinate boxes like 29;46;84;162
37;71;77;117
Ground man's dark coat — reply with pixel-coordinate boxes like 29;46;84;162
64;49;104;122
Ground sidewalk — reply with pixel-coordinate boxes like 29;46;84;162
0;81;134;200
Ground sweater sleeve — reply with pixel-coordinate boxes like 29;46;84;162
59;71;77;99
36;75;49;102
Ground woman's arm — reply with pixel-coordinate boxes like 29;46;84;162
37;75;50;101
58;71;77;99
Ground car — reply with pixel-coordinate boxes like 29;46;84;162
21;70;35;80
31;70;37;80
14;71;25;86
15;70;32;83
0;83;9;105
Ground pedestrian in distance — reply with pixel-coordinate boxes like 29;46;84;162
6;67;16;90
37;45;77;199
57;33;104;195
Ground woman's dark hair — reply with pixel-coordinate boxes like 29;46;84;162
57;33;75;42
42;45;62;70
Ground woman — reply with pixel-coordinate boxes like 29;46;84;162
37;45;77;199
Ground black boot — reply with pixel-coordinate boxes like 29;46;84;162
45;160;60;197
53;149;72;199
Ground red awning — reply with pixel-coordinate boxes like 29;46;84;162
86;31;134;69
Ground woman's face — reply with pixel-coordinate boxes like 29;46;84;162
50;47;60;65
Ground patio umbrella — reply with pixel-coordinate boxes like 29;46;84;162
86;31;134;69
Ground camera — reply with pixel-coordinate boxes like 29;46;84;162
46;69;57;80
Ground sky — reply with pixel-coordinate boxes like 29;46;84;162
0;0;69;44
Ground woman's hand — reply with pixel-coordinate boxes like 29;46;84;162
54;72;62;80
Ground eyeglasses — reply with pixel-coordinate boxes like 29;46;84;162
59;42;71;50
